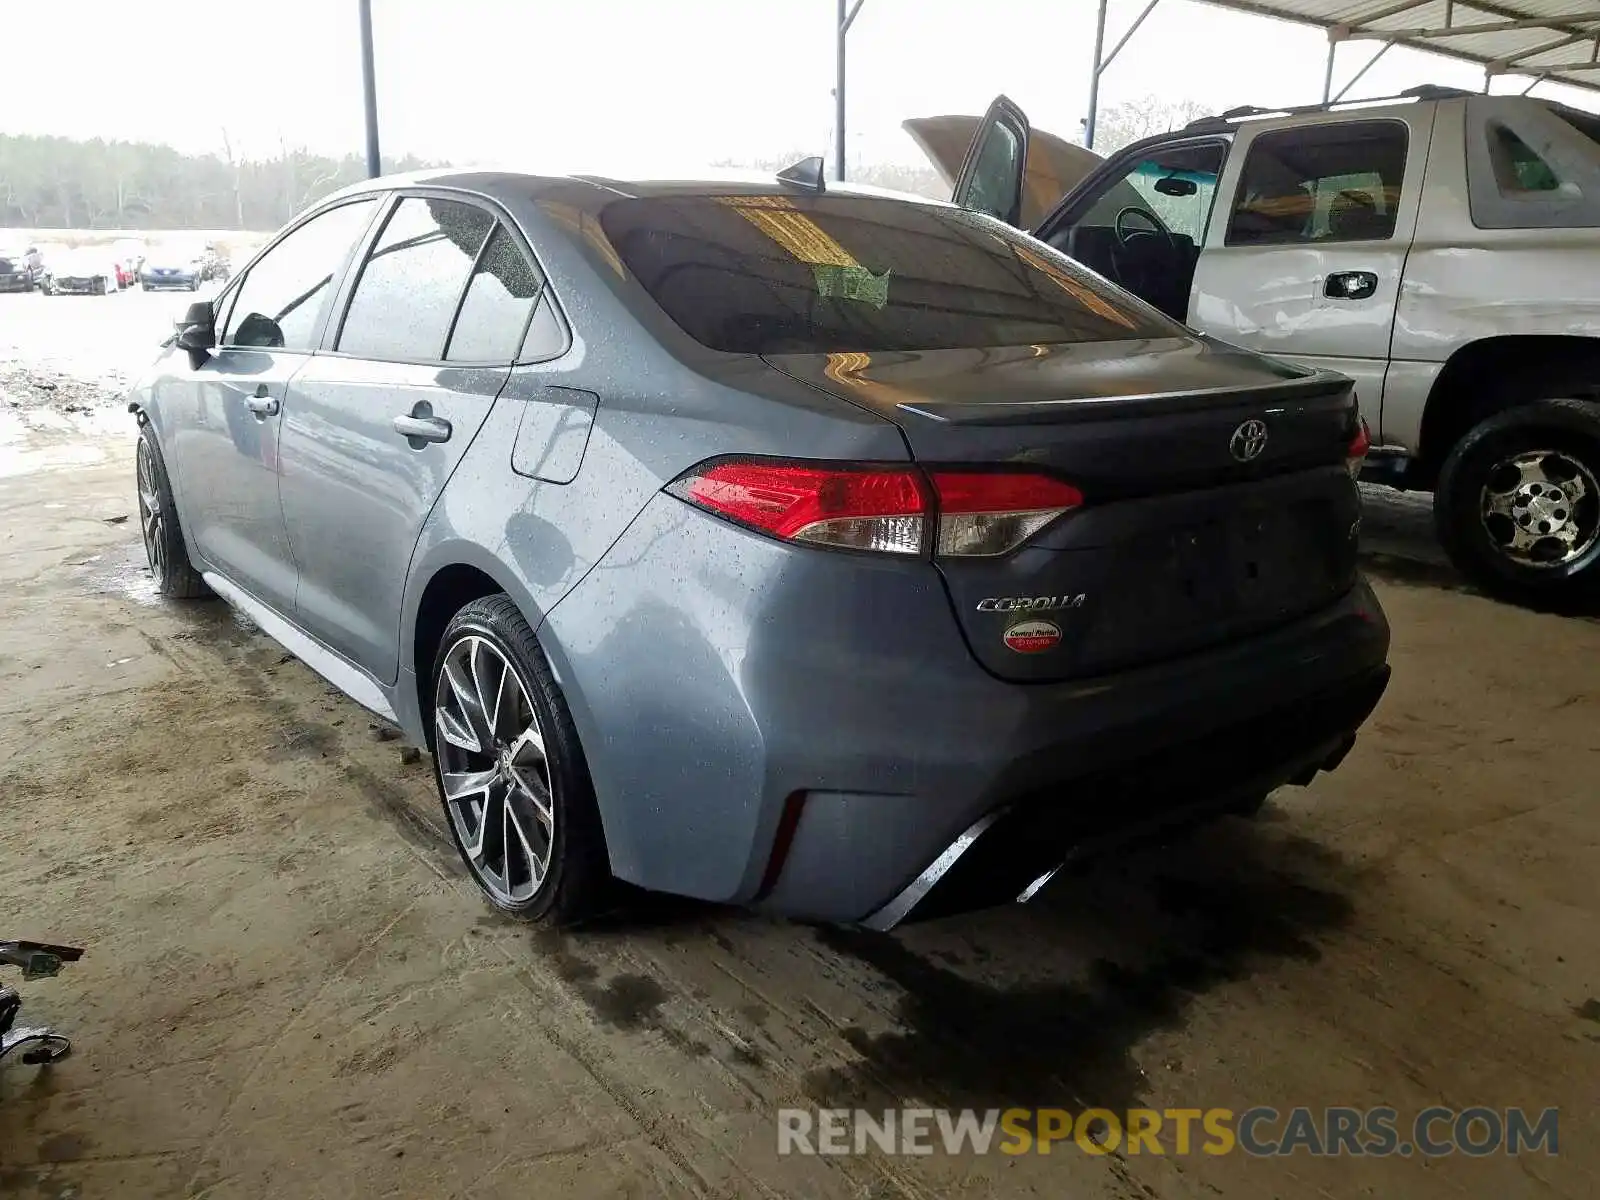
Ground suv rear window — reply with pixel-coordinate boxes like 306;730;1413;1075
597;194;1172;355
1556;107;1600;149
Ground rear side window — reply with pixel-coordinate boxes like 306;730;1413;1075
597;194;1171;355
1227;122;1409;246
221;199;379;349
1489;124;1566;193
445;225;544;362
338;197;493;361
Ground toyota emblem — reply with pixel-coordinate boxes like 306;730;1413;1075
1229;418;1269;463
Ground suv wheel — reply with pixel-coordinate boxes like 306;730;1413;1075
1435;398;1600;609
430;595;608;923
136;424;211;598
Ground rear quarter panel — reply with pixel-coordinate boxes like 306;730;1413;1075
394;179;908;741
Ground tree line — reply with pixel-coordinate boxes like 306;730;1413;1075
0;95;1205;233
0;131;432;231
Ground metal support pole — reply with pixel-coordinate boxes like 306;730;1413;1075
358;0;381;178
1322;39;1337;103
1101;0;1162;71
1331;40;1394;103
834;0;866;182
834;0;847;181
1085;0;1110;149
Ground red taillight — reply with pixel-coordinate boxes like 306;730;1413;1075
927;470;1083;557
668;459;1082;558
1347;418;1371;479
667;460;929;554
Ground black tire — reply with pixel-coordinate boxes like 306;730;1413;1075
135;423;210;599
430;595;608;924
1435;398;1600;610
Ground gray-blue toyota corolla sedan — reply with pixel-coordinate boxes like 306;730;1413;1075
126;167;1390;928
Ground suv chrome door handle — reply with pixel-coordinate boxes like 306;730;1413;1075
392;413;452;444
1324;271;1379;300
245;385;279;417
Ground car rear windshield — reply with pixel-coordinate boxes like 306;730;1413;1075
1555;106;1600;149
597;193;1174;354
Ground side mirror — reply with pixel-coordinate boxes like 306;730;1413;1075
175;300;216;355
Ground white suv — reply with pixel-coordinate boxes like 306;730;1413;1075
927;86;1600;608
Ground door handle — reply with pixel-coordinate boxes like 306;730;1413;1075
245;384;279;417
1324;271;1379;300
392;413;452;444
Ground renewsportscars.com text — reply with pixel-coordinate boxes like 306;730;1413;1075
777;1106;1559;1158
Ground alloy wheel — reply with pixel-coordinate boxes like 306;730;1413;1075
136;438;165;580
1479;448;1600;569
433;635;554;905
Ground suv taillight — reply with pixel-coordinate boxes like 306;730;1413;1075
666;459;1082;558
1347;418;1371;480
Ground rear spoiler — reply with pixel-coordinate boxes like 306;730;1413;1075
894;368;1354;426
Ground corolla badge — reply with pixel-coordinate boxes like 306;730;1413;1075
977;594;1086;612
1229;418;1269;463
1002;620;1062;654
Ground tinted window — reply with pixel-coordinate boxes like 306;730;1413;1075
338;197;493;361
222;199;379;349
598;194;1170;355
445;224;543;362
960;118;1024;222
1556;106;1600;148
1227;122;1409;246
1488;124;1566;194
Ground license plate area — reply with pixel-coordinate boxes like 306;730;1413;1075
1169;506;1333;619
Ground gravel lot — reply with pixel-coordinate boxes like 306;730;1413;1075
0;291;1596;1199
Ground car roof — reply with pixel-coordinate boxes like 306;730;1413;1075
314;166;951;211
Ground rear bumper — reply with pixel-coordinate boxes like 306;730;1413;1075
542;494;1392;925
51;278;104;294
863;664;1389;928
0;274;30;291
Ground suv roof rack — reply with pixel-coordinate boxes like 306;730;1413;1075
1183;84;1477;132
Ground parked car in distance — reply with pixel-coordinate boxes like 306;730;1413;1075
126;169;1391;929
41;249;122;295
139;249;203;291
0;246;42;291
920;86;1600;608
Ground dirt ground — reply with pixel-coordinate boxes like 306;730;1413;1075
0;313;1597;1197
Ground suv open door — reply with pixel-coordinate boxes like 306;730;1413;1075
949;96;1033;227
916;96;1107;232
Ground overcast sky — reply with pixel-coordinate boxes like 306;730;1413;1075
5;0;1599;174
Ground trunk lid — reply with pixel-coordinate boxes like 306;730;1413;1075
763;337;1362;682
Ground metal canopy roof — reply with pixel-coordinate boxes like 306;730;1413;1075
1201;0;1600;97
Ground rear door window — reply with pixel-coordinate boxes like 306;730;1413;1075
444;224;545;363
336;196;494;362
1226;122;1409;246
597;194;1173;355
220;198;380;349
